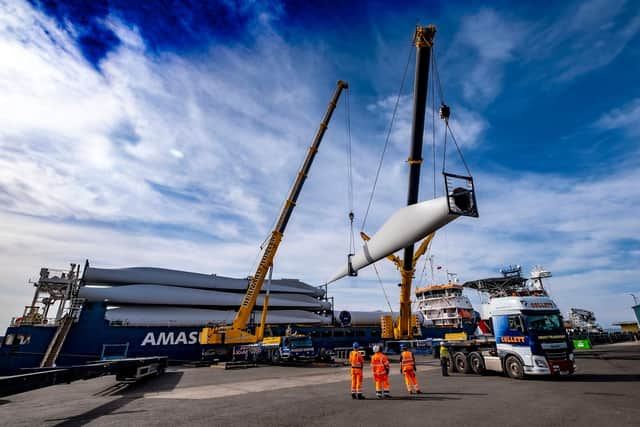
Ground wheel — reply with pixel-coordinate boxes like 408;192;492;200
448;355;458;373
453;352;472;374
272;351;281;365
505;355;524;379
469;352;485;375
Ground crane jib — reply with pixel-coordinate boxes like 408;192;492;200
225;81;348;337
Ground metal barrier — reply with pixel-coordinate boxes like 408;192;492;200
332;347;353;361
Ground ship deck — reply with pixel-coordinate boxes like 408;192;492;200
1;342;639;426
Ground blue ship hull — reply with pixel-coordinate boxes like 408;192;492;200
1;302;476;375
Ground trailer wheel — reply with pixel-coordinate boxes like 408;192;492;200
469;352;485;375
505;355;524;379
454;352;472;374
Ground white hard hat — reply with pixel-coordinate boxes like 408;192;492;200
372;345;380;353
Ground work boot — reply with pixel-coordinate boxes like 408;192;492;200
416;390;423;394
357;394;365;400
409;390;416;394
376;392;382;399
351;393;357;400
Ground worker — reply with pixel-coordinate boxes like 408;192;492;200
399;344;421;394
439;342;450;376
349;342;365;400
371;345;391;399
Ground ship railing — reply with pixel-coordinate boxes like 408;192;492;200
424;313;461;320
11;315;59;327
420;301;460;309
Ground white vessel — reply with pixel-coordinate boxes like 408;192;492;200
568;308;602;333
415;282;475;329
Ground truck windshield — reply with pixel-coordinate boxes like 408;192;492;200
524;313;563;333
290;338;313;348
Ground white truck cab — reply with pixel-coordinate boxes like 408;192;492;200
488;296;575;377
438;267;575;379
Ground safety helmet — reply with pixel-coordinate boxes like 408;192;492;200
372;345;380;353
353;342;360;348
399;344;405;350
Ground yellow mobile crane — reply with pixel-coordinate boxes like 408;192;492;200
200;80;348;346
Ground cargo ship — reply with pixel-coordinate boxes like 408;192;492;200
0;263;476;374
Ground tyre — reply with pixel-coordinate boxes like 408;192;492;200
453;352;472;374
272;350;281;365
469;352;485;375
505;355;524;379
449;354;458;373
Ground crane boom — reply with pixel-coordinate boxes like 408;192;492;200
201;80;348;345
397;25;436;339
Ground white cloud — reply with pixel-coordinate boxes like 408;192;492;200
170;148;185;159
0;2;327;233
446;9;528;104
367;94;487;150
0;2;638;333
532;0;640;81
595;98;640;136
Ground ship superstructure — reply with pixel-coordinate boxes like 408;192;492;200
568;308;602;333
415;281;475;328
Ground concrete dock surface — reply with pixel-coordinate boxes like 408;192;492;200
1;342;639;426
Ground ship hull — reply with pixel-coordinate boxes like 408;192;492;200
0;302;476;375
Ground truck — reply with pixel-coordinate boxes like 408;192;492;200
233;334;315;364
436;266;575;379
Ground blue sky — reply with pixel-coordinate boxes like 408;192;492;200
1;0;639;330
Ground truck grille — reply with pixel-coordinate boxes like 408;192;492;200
545;350;567;360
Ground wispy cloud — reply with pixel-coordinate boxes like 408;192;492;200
595;98;640;136
0;2;328;236
446;8;528;105
367;94;488;149
532;0;640;81
1;1;639;332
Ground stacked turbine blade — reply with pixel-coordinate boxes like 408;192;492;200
80;266;330;327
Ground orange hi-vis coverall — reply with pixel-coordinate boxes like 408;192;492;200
371;352;390;398
400;350;421;393
349;350;364;397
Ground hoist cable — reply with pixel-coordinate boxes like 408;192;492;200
431;48;473;178
443;124;472;176
372;262;395;315
417;242;432;287
344;88;356;254
442;120;449;173
432;47;445;105
430;52;437;199
360;40;414;232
